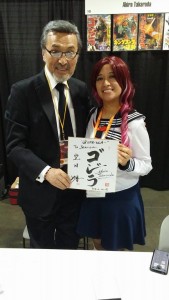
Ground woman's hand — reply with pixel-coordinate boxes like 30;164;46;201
118;143;132;166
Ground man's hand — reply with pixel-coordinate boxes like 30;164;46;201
45;168;71;190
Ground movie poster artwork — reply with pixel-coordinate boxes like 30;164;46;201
112;14;138;51
138;13;165;50
162;13;169;50
87;14;111;51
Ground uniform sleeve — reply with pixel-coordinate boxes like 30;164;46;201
126;118;153;176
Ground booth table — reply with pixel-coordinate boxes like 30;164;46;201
0;248;168;300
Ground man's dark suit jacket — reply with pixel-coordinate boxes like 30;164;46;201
5;70;90;217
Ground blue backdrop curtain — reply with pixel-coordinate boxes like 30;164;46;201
0;0;169;190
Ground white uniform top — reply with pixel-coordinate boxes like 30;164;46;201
86;108;152;192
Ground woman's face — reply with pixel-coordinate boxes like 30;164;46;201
96;64;122;106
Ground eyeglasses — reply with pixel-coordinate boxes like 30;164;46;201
44;47;78;59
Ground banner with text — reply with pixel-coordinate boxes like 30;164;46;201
85;0;169;15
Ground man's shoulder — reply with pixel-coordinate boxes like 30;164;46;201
13;70;45;88
68;77;86;87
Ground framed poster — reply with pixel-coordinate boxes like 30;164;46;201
87;14;111;51
112;13;138;51
163;13;169;50
138;13;165;50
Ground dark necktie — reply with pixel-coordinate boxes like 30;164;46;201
56;83;73;140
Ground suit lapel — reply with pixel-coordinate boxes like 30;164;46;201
34;70;59;141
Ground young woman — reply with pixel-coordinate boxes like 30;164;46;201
77;56;152;251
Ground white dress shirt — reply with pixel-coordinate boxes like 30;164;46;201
36;66;76;182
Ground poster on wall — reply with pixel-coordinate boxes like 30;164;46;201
112;14;138;51
138;13;165;50
87;14;111;51
162;13;169;50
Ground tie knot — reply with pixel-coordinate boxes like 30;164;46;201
56;83;65;93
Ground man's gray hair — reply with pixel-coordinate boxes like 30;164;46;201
40;20;82;52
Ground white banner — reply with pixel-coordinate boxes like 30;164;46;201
68;137;118;192
85;0;169;15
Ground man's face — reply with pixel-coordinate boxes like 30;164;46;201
42;31;79;81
